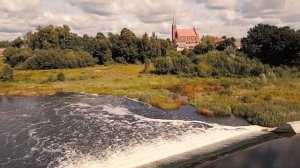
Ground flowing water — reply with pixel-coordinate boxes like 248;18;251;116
0;93;267;168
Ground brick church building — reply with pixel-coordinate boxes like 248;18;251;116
172;17;200;51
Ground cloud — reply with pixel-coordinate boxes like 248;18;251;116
196;0;236;10
0;0;299;40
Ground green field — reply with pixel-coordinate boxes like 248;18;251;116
1;49;300;127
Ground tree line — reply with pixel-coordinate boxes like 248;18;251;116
1;23;299;74
2;25;173;70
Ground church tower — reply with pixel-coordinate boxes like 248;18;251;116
172;15;177;46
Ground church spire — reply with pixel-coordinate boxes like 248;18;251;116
172;13;176;25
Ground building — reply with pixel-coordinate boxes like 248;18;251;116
172;17;200;51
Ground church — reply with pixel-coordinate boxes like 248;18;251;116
172;17;200;51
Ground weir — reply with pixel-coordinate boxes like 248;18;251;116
0;93;268;168
272;121;300;134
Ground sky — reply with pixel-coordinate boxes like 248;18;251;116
0;0;299;40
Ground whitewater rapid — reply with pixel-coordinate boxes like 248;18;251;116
0;93;266;168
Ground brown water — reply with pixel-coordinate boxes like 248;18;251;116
198;134;300;168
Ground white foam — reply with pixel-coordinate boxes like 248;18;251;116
56;105;264;168
57;125;263;168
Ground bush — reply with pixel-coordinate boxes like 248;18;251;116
241;95;255;103
115;57;127;64
57;72;65;81
142;59;152;73
154;56;173;74
47;75;54;82
4;49;97;70
197;62;212;77
0;65;13;81
3;47;31;67
172;56;194;74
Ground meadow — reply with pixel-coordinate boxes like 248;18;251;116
1;49;300;127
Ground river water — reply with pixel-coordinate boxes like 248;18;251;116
0;93;267;168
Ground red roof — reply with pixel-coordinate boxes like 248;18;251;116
177;29;198;37
214;38;226;44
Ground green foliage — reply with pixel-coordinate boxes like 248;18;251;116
3;47;31;67
0;65;13;81
197;51;270;77
57;72;65;81
216;37;236;51
47;75;54;82
241;95;255;103
0;40;11;48
9;25;174;67
142;59;152;73
232;101;300;127
154;57;173;74
241;24;300;66
13;49;97;70
193;35;216;54
197;62;212;77
114;57;127;64
154;50;270;77
11;37;24;48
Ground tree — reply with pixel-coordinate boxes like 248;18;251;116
115;28;139;63
193;35;216;54
150;33;161;57
216;37;236;51
0;65;13;81
138;33;152;62
24;25;59;50
154;56;173;74
241;24;300;66
0;41;11;48
57;72;65;81
11;37;24;48
159;38;172;56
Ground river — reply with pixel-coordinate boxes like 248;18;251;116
0;92;271;168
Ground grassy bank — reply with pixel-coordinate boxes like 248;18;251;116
1;49;300;127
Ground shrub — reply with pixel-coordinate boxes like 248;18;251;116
47;75;54;82
172;56;193;74
142;59;152;73
154;56;173;74
57;72;65;81
3;47;31;67
115;57;127;64
5;49;96;70
0;65;13;81
197;62;212;77
241;95;255;103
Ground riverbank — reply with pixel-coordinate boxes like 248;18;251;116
197;134;300;168
1;50;300;127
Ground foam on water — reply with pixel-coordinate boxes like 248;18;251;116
0;93;265;168
56;105;264;168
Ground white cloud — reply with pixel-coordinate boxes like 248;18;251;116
0;0;299;40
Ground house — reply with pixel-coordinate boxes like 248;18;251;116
172;17;200;51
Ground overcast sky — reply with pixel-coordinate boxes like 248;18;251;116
0;0;299;40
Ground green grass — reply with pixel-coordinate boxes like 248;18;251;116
1;48;300;127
